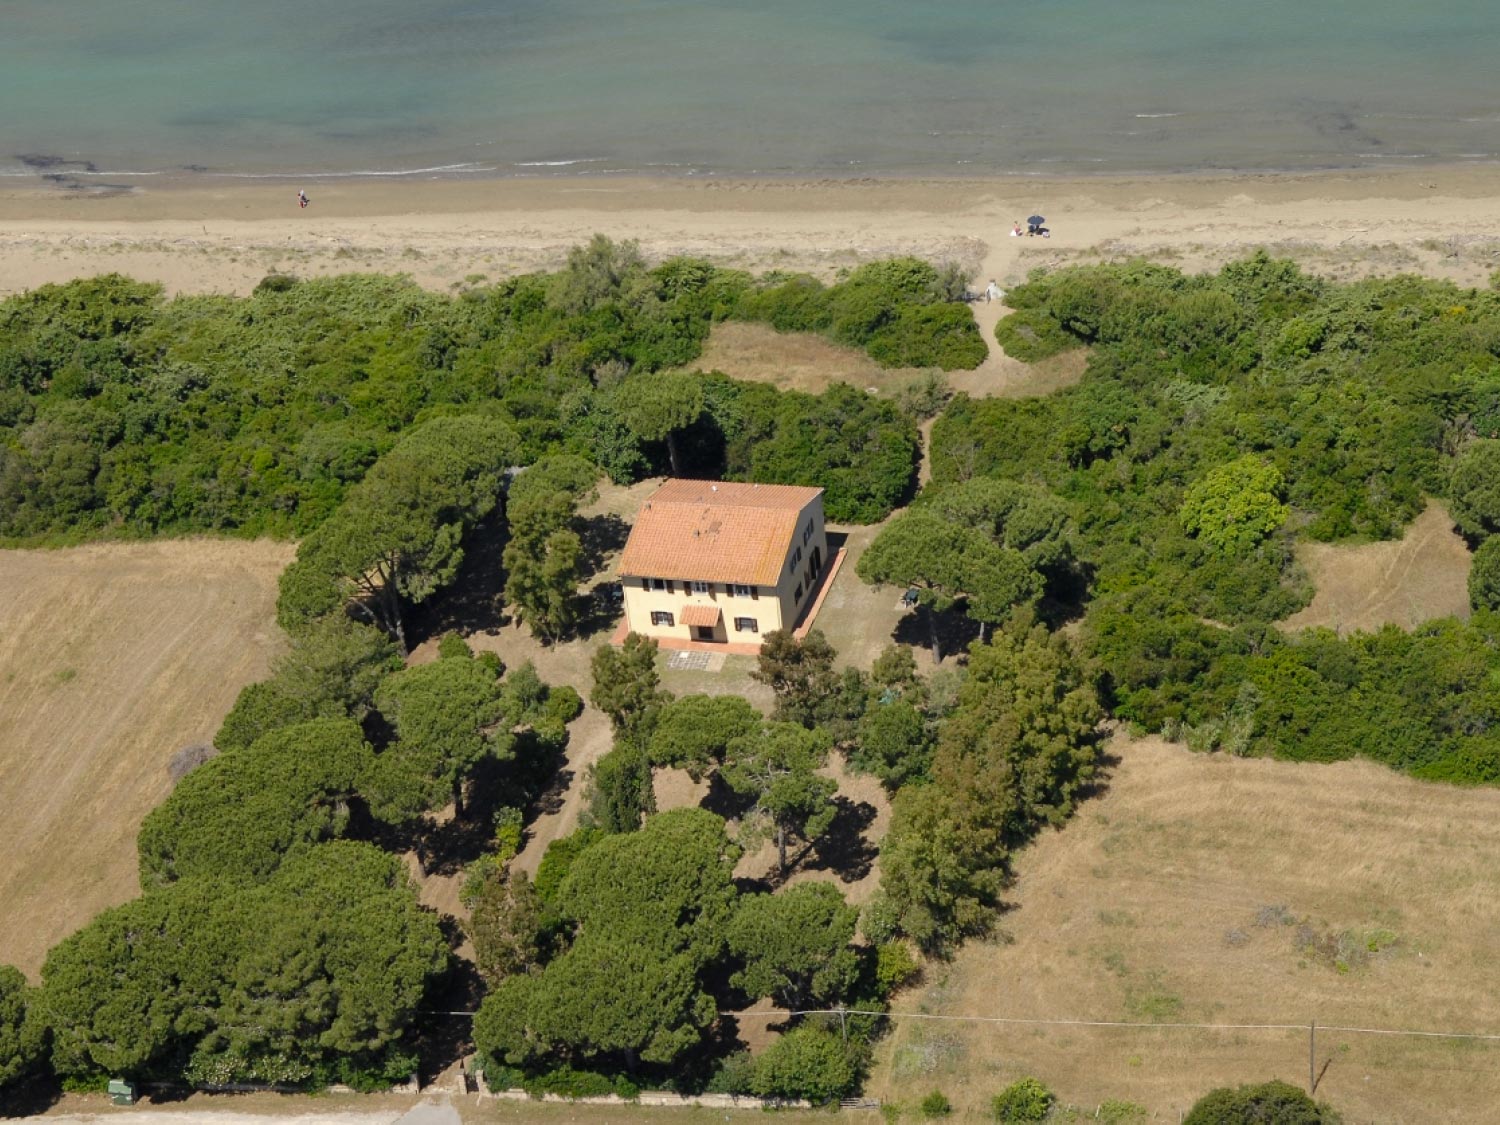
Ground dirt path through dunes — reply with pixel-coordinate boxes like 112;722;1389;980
0;538;293;978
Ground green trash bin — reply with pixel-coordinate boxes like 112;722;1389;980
107;1078;136;1106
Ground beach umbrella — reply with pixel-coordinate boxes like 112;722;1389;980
1027;214;1046;227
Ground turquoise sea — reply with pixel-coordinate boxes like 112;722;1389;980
3;0;1498;182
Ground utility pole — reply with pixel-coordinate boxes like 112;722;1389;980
1308;1021;1316;1095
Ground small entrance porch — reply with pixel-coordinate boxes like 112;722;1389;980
681;603;726;644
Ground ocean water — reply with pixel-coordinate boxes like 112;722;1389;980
2;0;1498;181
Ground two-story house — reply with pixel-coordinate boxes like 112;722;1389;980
616;479;828;647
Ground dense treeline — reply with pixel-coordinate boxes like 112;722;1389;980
23;629;581;1091
462;621;1101;1099
0;243;977;542
926;253;1500;781
0;248;984;1102
16;244;1500;1110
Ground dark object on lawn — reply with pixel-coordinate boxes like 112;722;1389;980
901;588;920;608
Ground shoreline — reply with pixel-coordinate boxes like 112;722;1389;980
1;165;1497;302
6;162;1500;217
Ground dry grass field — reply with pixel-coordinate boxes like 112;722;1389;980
685;319;1088;405
870;735;1500;1122
690;320;925;396
1282;502;1473;635
0;538;293;977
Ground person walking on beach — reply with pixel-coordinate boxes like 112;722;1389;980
985;280;1002;303
297;189;310;209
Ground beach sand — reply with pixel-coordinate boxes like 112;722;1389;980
1;169;1497;310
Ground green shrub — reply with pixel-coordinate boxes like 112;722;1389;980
991;1076;1054;1122
1179;455;1289;555
919;1090;953;1118
532;827;602;903
750;1024;858;1103
1449;440;1500;542
868;304;986;370
1470;536;1500;611
994;307;1076;362
705;1050;756;1095
1184;1079;1333;1124
522;1066;640;1100
874;940;921;998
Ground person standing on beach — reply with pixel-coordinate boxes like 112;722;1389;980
297;189;310;209
985;280;1002;303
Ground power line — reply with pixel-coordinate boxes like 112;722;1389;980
733;1008;1500;1044
430;1003;1500;1044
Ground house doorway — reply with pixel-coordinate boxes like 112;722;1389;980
810;546;823;577
694;625;717;642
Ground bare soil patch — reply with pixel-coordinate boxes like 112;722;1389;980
870;735;1500;1121
0;538;293;977
1281;501;1472;635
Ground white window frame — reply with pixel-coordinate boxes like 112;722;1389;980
734;616;759;634
649;577;670;591
691;580;711;594
650;610;674;627
732;583;753;598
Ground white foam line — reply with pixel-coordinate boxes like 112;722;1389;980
1135;113;1183;119
513;158;606;167
208;162;495;179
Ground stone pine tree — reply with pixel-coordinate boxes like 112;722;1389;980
727;883;860;1009
751;629;841;726
615;371;704;477
365;652;509;822
473;809;738;1075
722;722;838;873
504;489;584;643
277;415;520;655
858;477;1072;658
647;694;761;780
504;455;598;643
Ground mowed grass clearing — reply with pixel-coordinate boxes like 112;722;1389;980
870;735;1500;1121
0;539;293;977
1281;501;1472;634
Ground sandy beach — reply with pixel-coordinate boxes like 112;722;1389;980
1;168;1498;306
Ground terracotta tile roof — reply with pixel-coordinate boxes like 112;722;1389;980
680;604;722;628
618;479;823;586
